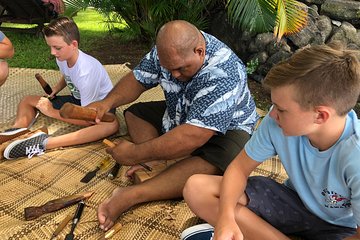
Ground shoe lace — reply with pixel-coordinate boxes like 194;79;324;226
26;144;44;159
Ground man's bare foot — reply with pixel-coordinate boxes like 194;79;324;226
97;187;137;231
126;160;165;178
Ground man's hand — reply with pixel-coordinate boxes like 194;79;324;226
105;139;140;166
86;100;111;124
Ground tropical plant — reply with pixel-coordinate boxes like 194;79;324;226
227;0;308;41
62;0;90;17
61;0;308;43
87;0;215;43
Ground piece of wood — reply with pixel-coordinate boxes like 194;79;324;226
60;102;116;122
133;160;178;184
101;222;122;239
24;191;94;221
35;73;53;95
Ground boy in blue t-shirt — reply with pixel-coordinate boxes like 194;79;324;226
182;42;360;240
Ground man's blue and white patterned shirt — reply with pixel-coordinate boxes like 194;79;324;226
133;32;259;134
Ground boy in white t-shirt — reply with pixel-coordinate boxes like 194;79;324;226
182;42;360;240
1;17;119;159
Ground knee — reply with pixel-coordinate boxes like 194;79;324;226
110;118;120;134
0;62;9;87
19;95;36;106
124;110;137;125
183;174;205;202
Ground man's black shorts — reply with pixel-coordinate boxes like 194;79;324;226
125;101;250;172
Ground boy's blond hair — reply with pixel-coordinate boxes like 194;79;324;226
263;42;360;116
43;17;80;45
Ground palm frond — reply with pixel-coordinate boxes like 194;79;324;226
274;0;308;40
227;0;276;33
63;0;91;17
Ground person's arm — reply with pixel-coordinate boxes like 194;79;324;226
213;150;260;240
107;123;215;165
88;72;146;121
0;35;14;59
49;75;67;98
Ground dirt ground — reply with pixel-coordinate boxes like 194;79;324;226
87;36;275;112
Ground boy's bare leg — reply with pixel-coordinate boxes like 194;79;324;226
45;119;119;149
97;155;220;230
183;174;290;240
0;61;9;87
12;95;41;128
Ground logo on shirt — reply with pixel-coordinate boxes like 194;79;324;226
321;188;351;208
64;75;80;99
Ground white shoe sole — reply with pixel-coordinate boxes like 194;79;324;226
180;223;214;240
4;132;46;159
0;128;28;136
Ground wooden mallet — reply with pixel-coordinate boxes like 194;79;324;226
35;73;53;96
59;102;116;122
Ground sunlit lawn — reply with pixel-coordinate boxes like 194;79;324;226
4;8;125;69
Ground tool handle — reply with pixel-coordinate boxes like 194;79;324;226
60;102;116;122
35;73;53;95
108;163;121;179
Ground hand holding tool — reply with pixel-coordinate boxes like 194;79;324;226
24;191;93;220
102;139;152;172
59;102;116;122
65;200;85;240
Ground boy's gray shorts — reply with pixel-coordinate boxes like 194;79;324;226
125;101;250;172
246;176;356;240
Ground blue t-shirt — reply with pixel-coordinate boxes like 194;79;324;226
245;109;360;228
0;31;5;42
133;32;259;134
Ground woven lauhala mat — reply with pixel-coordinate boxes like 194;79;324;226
0;141;200;240
0;65;199;240
0;65;290;239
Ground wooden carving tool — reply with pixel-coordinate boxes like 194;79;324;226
103;139;152;172
107;162;120;179
65;200;85;240
80;156;111;183
35;73;53;95
101;222;122;239
24;191;94;221
59;102;116;122
51;214;72;239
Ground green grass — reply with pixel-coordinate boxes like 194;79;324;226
4;8;124;70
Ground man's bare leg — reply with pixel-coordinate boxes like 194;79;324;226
123;111;163;176
183;174;290;240
97;156;221;230
12;95;41;128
